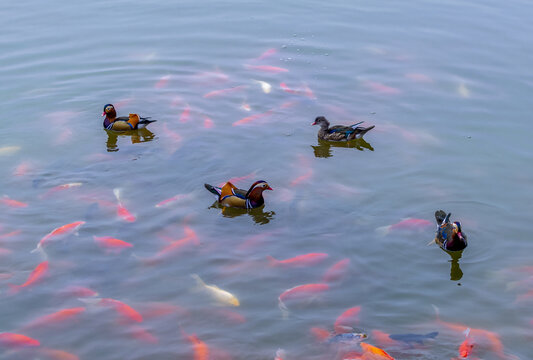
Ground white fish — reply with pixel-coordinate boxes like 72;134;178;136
458;82;471;98
0;146;21;156
192;274;239;306
254;80;272;94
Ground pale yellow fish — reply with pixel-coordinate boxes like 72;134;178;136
458;82;470;98
0;146;21;156
192;274;240;306
253;80;272;94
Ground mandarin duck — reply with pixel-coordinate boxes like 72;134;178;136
204;180;272;209
102;104;156;131
312;116;375;141
432;210;467;251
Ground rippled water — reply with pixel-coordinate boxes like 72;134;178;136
1;0;532;359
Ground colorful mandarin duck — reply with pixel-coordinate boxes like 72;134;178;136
433;210;467;251
312;116;375;141
204;180;272;209
102;104;156;131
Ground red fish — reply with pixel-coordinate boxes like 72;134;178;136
154;75;171;88
0;229;22;240
39;348;80;360
58;285;98;298
208;308;247;324
40;183;83;199
24;307;85;329
244;64;289;73
100;298;143;323
13;161;32;177
274;348;286;360
8;261;49;294
33;221;85;253
458;328;473;358
232;110;273;126
371;330;400;348
279;284;329;315
321;258;351;283
267;253;328;267
334;306;361;333
363;80;401;95
113;189;136;222
183;332;209;360
280;82;299;94
223;171;258;186
155;194;190;208
179;105;191;123
203;85;246;98
376;218;432;236
162;123;183;153
279;83;316;99
290;156;313;187
0;196;28;208
0;332;40;348
360;342;395;360
93;236;133;253
310;327;331;342
140;302;190;319
254;48;278;61
129;325;159;344
203;116;215;129
141;226;199;265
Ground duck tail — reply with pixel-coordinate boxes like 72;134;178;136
204;183;221;197
435;210;447;224
139;118;157;126
349;125;375;139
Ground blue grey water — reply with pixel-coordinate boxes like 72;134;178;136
1;0;532;359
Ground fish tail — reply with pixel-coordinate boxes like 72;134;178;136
7;284;20;295
113;188;122;204
375;225;391;237
431;304;441;322
463;328;471;338
30;243;48;261
278;298;289;319
191;274;205;287
266;255;278;266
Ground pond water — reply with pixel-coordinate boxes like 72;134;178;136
1;0;532;359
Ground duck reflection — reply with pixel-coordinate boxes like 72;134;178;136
311;138;374;158
443;249;464;281
105;128;156;152
209;202;275;225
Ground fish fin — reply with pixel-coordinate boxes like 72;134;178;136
278;298;289;319
463;328;471;337
375;225;391;237
431;304;441;321
266;255;278;266
275;348;286;359
77;297;102;307
30;243;48;261
7;284;20;295
191;274;206;288
113;188;122;204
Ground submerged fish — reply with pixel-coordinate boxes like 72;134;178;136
0;146;21;156
8;261;49;294
326;332;367;344
192;274;240;306
388;331;438;345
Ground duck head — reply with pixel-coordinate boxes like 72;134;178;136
453;221;466;242
312;116;330;129
102;104;116;118
245;180;272;205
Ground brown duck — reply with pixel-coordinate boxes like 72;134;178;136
432;210;467;251
102;104;156;131
204;180;272;209
312;116;375;141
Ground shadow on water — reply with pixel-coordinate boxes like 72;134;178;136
105;128;156;152
209;202;275;225
311;138;374;158
442;249;464;281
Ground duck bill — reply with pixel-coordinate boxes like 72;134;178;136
102;112;106;117
311;121;317;125
266;185;273;190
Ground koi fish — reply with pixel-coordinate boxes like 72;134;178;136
0;229;22;240
371;330;400;348
32;221;85;254
140;226;199;265
155;194;190;208
99;298;143;323
376;218;432;236
207;308;247;324
0;146;21;156
203;85;246;98
363;80;401;95
58;285;98;298
39;348;80;360
274;348;286;360
244;64;289;73
129;325;159;344
179;104;191;123
290;164;313;187
232;110;273;126
240;101;252;111
322;258;350;283
113;188;136;222
93;236;133;253
184;332;209;360
192;274;240;306
280;82;299;94
154;74;171;88
334;306;361;334
40;182;83;199
278;283;329;317
8;261;49;294
267;253;329;267
0;247;12;256
459;328;473;358
13;161;32;177
162;122;182;151
203;116;214;129
24;307;85;329
139;302;189;320
0;196;28;208
310;327;331;342
360;342;395;360
0;332;40;347
254;48;278;61
253;80;272;93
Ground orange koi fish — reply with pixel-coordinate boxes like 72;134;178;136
8;261;49;294
363;80;401;95
203;116;214;129
223;171;258;186
278;283;329;317
24;307;85;329
139;302;189;320
40;348;80;360
40;182;83;199
13;161;32;177
155;194;190;208
0;332;40;348
154;74;171;88
254;48;278;61
371;330;400;348
376;218;432;236
93;236;133;253
334;306;361;334
322;258;350;283
113;189;136;222
32;221;85;253
280;82;299;94
179;105;191;123
141;226;199;265
100;298;143;323
244;64;289;73
232;110;273;126
58;285;98;298
458;328;473;358
207;308;247;324
0;196;28;208
267;253;329;267
183;332;209;360
360;342;395;360
0;229;22;240
310;327;331;342
129;325;159;344
203;85;246;98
